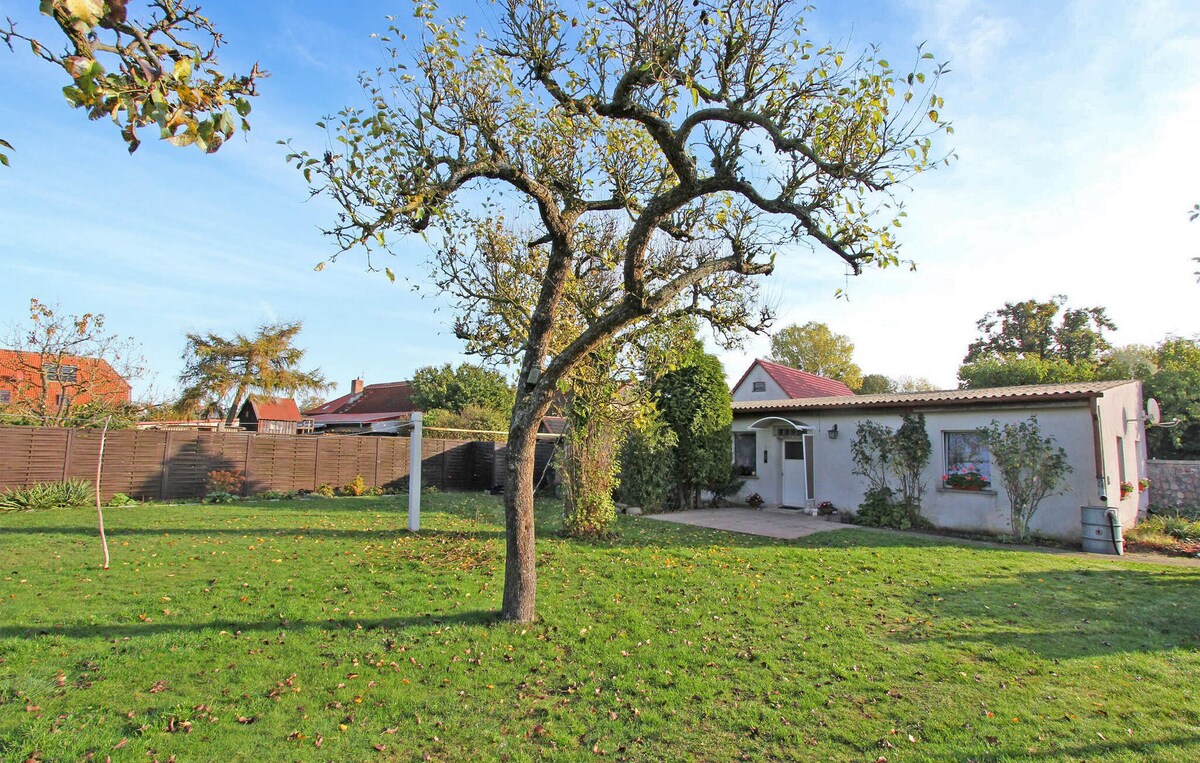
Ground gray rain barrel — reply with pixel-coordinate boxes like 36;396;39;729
1081;506;1124;555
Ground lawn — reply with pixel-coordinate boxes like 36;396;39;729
1;495;1198;762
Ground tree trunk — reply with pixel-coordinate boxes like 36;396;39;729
224;385;246;427
501;406;541;622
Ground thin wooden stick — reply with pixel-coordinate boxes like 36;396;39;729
96;416;112;570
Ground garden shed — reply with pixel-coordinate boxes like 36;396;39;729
730;378;1148;541
237;396;302;435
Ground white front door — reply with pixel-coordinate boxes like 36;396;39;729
781;438;807;508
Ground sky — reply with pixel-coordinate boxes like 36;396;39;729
0;0;1197;402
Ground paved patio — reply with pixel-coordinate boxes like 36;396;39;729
643;507;851;539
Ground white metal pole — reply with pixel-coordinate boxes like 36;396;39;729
408;412;422;532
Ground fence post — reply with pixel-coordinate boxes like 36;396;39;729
159;431;173;500
408;413;422;532
61;429;74;481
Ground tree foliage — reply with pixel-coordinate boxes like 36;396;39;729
1;298;145;427
178;321;327;425
958;354;1105;389
856;372;937;394
289;0;951;621
977;416;1072;539
409;363;514;415
769;321;862;389
1;0;263;158
654;350;733;510
963;296;1116;365
1144;336;1200;459
856;373;895;395
958;296;1120;388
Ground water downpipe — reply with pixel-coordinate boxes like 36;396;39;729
1089;396;1109;502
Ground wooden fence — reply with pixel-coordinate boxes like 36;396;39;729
0;427;560;501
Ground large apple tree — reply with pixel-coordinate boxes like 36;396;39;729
289;0;951;622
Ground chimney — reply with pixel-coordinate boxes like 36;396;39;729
351;378;365;395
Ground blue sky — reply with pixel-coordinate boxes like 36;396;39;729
1;0;1197;402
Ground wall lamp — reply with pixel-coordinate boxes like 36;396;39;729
827;424;839;440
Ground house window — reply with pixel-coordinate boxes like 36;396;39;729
943;432;991;490
44;364;78;383
752;381;767;393
0;390;9;403
734;432;757;476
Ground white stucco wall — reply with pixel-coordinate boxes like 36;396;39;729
731;365;788;402
731;383;1147;543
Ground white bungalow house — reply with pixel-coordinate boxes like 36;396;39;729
729;366;1149;542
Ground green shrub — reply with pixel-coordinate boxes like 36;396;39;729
615;415;677;512
0;479;95;511
853;487;915;530
106;493;137;507
204;491;239;504
253;490;297;500
313;483;336;498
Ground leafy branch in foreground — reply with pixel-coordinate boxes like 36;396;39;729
1;0;264;156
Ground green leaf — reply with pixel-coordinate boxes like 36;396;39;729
174;57;193;80
384;267;396;283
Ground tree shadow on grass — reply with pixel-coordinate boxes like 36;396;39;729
0;609;497;641
0;526;502;541
900;568;1200;659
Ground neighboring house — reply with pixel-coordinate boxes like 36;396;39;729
730;375;1148;542
731;358;856;401
237;396;302;435
0;348;131;411
303;378;416;435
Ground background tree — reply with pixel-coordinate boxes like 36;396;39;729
769;322;862;389
290;0;950;621
1;0;262;161
894;375;938;393
409;363;514;415
959;296;1117;387
1;298;146;427
855;373;938;394
654;349;733;511
856;373;895;395
178;321;327;426
978;416;1072;539
1144;336;1200;459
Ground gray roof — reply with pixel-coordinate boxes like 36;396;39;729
732;380;1136;413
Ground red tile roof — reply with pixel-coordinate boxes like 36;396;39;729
732;380;1136;413
733;359;856;399
305;381;416;416
243;397;301;422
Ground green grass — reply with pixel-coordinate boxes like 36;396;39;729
1;495;1198;762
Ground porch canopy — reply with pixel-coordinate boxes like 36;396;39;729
747;416;812;432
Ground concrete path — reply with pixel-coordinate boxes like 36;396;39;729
643;507;850;539
642;507;1200;567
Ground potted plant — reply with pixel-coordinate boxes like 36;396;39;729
746;493;764;509
1138;478;1151;493
1120;481;1135;499
943;469;990;491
